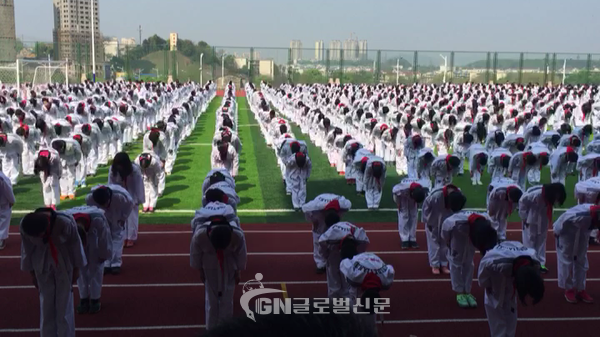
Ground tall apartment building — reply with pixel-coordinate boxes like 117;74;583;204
329;40;341;61
358;40;368;61
290;40;302;62
314;40;324;61
343;39;359;61
0;0;16;62
53;0;104;65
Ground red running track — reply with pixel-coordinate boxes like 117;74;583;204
1;223;599;337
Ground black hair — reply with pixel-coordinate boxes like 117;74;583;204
507;188;522;203
279;124;288;134
324;210;341;227
295;152;307;168
543;183;567;206
463;133;474;144
360;288;381;314
571;138;581;147
205;188;227;203
111;152;133;179
514;256;545;306
476;122;487;141
92;187;112;206
410;186;427;203
209;171;226;185
559;123;571;136
531;126;541;137
21;212;49;237
516;143;526;151
551;134;561;147
51;140;66;153
469;217;497;256
340;237;359;261
208;221;233;250
149;131;160;146
477;153;488;166
423;152;435;163
447;156;461;168
446;190;466;212
371;161;383;179
566;151;578;163
495;131;505;146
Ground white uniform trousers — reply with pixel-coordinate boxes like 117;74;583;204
42;175;60;206
0;206;10;241
522;223;547;266
37;267;76;337
484;290;517;337
59;164;76;196
313;231;326;269
77;260;104;299
126;205;139;241
204;269;236;331
426;225;448;268
105;227;125;268
365;178;383;209
398;208;418;242
556;231;590;291
2;154;20;185
143;178;158;208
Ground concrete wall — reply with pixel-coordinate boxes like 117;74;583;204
0;0;16;62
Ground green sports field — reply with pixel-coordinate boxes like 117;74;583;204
10;96;581;225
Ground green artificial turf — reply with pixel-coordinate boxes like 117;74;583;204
8;96;582;225
154;99;219;210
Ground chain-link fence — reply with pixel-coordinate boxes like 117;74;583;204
4;40;600;86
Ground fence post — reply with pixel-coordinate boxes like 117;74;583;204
287;48;292;83
492;52;498;82
325;49;330;79
375;50;381;83
164;48;168;80
249;47;254;84
413;51;418;83
586;54;592;84
340;50;344;84
550;53;557;84
125;45;131;81
485;52;491;83
518;52;524;84
16;59;20;95
543;53;549;85
449;51;455;82
212;46;216;81
171;50;177;81
78;43;82;82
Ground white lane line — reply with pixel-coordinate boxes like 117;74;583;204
382;317;600;324
2;250;598;259
2;316;599;332
9;208;572;214
8;228;531;236
184;143;213;146
1;278;599;290
0;325;205;333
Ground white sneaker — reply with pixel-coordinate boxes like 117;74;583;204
0;240;5;250
477;180;483;185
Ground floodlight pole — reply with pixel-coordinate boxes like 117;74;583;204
440;54;448;83
200;53;204;84
90;0;96;82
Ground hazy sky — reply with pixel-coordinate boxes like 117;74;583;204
13;0;600;53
